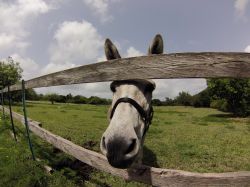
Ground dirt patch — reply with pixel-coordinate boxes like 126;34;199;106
82;140;97;149
70;159;94;181
52;147;62;154
53;157;94;182
51;142;97;183
64;135;72;141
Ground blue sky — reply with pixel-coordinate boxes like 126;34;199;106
0;0;250;99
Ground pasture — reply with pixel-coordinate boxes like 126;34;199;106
1;102;250;186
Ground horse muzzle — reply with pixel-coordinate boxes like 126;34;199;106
101;136;139;169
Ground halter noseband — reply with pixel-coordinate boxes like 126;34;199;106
109;97;153;138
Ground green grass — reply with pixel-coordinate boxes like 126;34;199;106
0;115;78;187
1;102;250;186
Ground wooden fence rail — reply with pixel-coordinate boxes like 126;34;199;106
2;52;250;186
2;107;250;186
3;52;250;92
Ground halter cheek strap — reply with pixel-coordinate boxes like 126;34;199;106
109;97;154;138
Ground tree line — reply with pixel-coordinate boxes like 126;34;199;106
152;78;250;117
152;89;210;107
4;90;112;105
1;58;249;117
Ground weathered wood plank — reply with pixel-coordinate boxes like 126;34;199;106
3;107;250;186
4;52;250;92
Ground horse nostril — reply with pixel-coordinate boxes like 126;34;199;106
125;139;137;154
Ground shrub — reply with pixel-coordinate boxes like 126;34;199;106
175;91;193;106
193;89;210;108
207;79;250;117
210;99;228;112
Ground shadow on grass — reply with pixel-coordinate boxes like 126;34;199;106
199;115;230;124
208;113;235;118
32;139;96;185
125;146;159;185
155;110;189;115
143;146;159;168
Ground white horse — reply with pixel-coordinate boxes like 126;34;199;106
100;34;164;169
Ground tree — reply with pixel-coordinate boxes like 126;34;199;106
55;95;67;103
88;96;110;105
0;57;22;89
164;97;175;106
207;79;250;117
66;94;73;103
11;89;38;102
26;89;39;100
193;89;210;108
73;95;87;104
152;99;163;106
175;91;193;106
46;93;59;104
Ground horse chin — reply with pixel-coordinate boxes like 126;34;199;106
107;153;139;169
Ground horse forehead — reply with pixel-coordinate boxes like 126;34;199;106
115;84;143;98
120;84;139;92
112;85;149;110
110;80;156;92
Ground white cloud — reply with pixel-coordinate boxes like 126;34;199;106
38;21;207;99
244;45;250;52
0;0;51;53
38;19;109;95
97;55;107;62
0;34;17;51
153;79;207;100
125;47;143;57
98;45;143;61
39;40;207;99
82;0;120;23
41;63;77;75
11;54;40;80
234;0;249;20
44;20;103;75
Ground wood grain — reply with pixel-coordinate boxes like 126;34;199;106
3;107;250;186
3;52;250;92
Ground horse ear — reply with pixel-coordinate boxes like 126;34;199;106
148;34;164;55
105;39;121;60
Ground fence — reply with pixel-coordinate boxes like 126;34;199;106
1;52;250;186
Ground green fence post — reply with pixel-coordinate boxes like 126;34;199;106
8;85;17;142
1;90;5;120
22;80;35;160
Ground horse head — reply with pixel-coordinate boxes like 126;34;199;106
100;34;164;168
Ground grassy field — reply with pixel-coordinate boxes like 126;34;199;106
0;116;78;187
1;102;250;186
